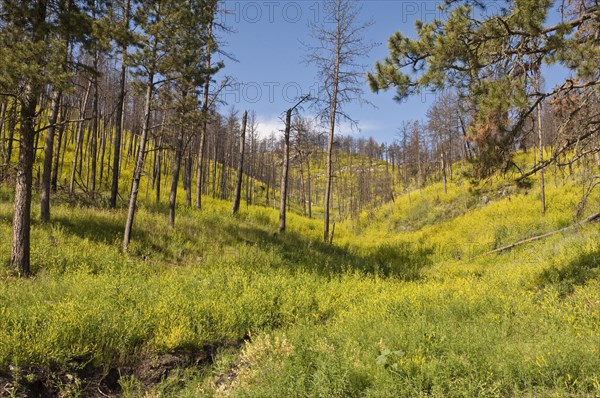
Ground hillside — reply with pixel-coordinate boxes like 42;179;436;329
2;0;599;396
1;158;599;397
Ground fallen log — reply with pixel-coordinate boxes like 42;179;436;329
480;212;600;257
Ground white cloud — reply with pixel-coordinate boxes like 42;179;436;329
250;113;384;142
253;114;286;139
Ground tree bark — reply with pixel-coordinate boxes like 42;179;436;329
323;9;341;243
123;70;154;251
299;159;306;217
441;150;447;194
195;108;208;208
169;128;184;227
195;18;213;210
535;66;546;215
185;152;192;207
0;101;6;171
90;50;100;197
324;69;339;243
307;156;312;219
458;113;472;161
99;113;108;184
249;123;256;206
232;110;247;214
212;133;218;199
265;158;270;206
10;0;47;276
51;106;67;192
278;110;293;232
6;100;17;163
70;81;92;193
220;140;228;200
109;0;130;208
10;84;38;276
40;91;62;221
155;136;162;203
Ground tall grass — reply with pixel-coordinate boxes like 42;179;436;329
0;150;599;397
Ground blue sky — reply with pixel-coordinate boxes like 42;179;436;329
212;0;569;144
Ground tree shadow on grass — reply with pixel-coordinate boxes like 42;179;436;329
51;214;165;256
221;223;433;280
53;214;125;244
29;196;433;280
537;246;600;297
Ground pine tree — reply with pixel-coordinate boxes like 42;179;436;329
368;0;599;176
1;0;90;275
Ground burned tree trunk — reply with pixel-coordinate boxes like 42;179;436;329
279;109;292;232
40;91;62;221
232;110;247;214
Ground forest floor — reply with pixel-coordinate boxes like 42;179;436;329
1;160;599;397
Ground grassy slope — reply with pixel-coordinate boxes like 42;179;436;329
0;154;599;397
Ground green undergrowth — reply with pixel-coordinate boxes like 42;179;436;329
168;227;600;398
0;156;599;397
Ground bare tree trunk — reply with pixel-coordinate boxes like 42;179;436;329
249;122;256;206
441;150;447;194
185;152;193;207
155;137;162;203
299;160;306;217
90;49;100;197
6;100;17;163
40;91;62;221
271;160;276;209
232;110;247;214
70;81;92;193
109;0;130;208
126;125;134;166
0;101;6;172
535;67;546;215
323;18;341;243
51;106;67;191
10;83;38;276
447;129;454;180
203;137;210;195
195;21;213;210
151;136;157;189
417;131;423;189
245;120;254;207
324;77;339;243
195;113;208;209
348;148;354;216
458;113;472;160
220;137;228;200
60;118;71;181
212;134;218;199
101;125;110;186
265;159;270;206
279;109;292;231
169;128;184;227
34;114;42;163
123;69;154;251
245;168;250;207
307;156;312;219
104;115;112;185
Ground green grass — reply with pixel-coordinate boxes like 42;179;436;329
0;150;599;397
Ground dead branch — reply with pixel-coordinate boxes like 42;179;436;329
479;212;600;257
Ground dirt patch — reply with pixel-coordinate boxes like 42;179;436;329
0;338;247;397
